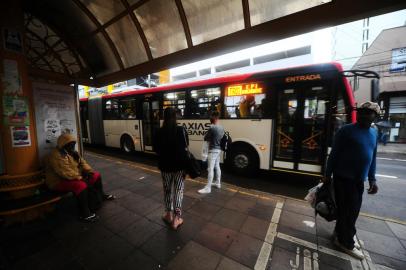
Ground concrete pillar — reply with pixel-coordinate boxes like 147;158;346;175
0;0;40;176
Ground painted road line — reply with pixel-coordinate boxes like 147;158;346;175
377;157;406;162
278;232;364;270
254;200;284;270
375;174;398;179
358;238;375;270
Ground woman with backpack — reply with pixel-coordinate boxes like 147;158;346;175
154;107;188;230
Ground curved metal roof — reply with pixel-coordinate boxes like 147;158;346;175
22;0;406;87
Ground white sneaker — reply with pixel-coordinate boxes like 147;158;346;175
334;238;364;260
354;236;361;250
212;181;221;189
198;186;211;194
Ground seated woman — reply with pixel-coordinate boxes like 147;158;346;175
45;133;114;222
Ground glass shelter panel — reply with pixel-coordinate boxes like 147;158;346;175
249;0;332;26
106;15;148;68
79;0;125;25
134;0;187;58
182;0;244;45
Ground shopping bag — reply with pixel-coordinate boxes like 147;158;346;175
304;183;322;208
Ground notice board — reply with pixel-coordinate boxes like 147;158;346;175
33;82;78;164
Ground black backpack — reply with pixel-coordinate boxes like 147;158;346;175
220;132;232;151
315;181;337;222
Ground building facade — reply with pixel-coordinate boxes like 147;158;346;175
353;26;406;143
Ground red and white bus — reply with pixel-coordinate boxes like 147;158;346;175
80;63;372;177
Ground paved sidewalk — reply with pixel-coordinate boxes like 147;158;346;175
377;144;406;155
1;152;405;270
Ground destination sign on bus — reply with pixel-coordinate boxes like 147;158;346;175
227;83;263;96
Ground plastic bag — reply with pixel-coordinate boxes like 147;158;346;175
201;141;209;161
304;183;322;208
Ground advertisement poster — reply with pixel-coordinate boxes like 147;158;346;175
11;126;31;147
1;59;22;95
3;28;23;53
33;82;78;163
2;96;30;126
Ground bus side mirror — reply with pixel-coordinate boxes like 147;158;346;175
371;79;380;102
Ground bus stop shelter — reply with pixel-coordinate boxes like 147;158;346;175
0;0;406;269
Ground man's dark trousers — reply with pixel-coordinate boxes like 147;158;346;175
334;175;364;249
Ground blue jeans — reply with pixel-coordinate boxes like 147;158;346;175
207;149;221;186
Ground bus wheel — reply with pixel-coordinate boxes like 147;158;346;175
121;135;135;153
227;145;259;175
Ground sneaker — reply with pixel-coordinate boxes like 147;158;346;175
334;238;364;260
354;236;361;250
198;186;211;194
81;213;98;223
212;181;221;189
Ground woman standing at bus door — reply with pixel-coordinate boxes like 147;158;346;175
153;107;188;230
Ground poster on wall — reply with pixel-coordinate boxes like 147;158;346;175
3;28;23;53
1;59;22;95
11;126;31;147
33;82;78;163
2;96;30;126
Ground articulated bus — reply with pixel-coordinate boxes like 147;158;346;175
80;63;364;177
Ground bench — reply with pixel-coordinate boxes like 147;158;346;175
0;171;65;226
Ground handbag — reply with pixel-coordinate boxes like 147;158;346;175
182;128;201;179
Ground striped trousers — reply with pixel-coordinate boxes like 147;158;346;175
161;170;185;216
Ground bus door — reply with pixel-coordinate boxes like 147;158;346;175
141;97;160;152
272;84;329;174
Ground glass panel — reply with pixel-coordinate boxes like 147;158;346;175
250;0;332;26
163;91;186;118
104;99;120;120
119;98;137;119
89;33;121;76
106;15;148;68
275;89;297;160
334;90;348;133
79;0;125;25
225;94;266;118
182;0;244;45
187;88;221;119
300;86;328;163
134;0;187;58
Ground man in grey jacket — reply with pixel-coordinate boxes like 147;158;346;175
198;111;224;194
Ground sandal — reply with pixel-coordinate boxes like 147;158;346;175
162;212;173;226
171;217;184;230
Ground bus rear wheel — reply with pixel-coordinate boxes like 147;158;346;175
121;135;135;153
227;145;259;175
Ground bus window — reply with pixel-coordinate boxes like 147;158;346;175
225;93;265;118
104;99;120;120
119;98;137;119
189;88;221;119
163;91;186;118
